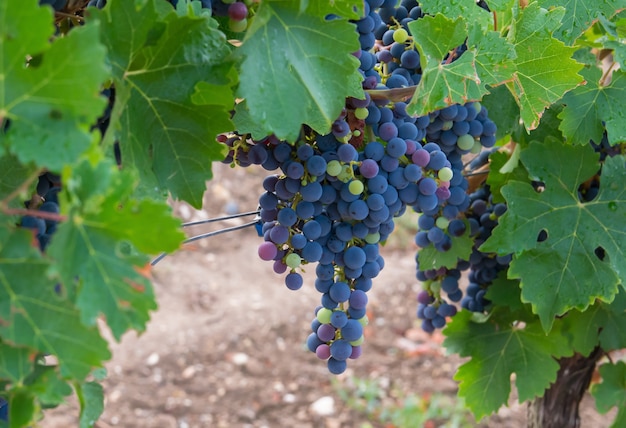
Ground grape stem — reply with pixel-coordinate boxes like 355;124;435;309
599;59;618;87
367;85;416;102
54;11;84;23
2;207;67;223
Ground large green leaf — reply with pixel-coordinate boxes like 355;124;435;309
77;381;104;428
0;0;108;171
469;27;517;88
0;227;111;379
444;311;572;418
0;343;33;385
419;0;493;30
558;289;626;355
591;361;626;428
0;155;36;209
407;14;486;115
481;141;626;330
485;148;529;204
480;85;522;140
26;365;73;408
506;2;583;130
48;159;184;340
597;13;626;69
540;0;623;45
236;2;363;141
296;0;363;20
558;68;626;146
95;0;235;208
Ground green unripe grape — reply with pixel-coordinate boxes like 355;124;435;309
393;28;409;43
354;107;369;120
285;253;301;268
349;335;365;346
457;134;475;150
348;180;364;195
317;308;332;324
471;140;483;154
337;165;353;182
472;102;482;114
436;216;450;230
352;130;362;137
357;315;369;326
229;18;248;33
441;120;453;131
438;166;453;182
365;232;380;244
327;160;342;176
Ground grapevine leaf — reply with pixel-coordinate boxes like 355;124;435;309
0;155;35;209
540;0;623;45
237;2;363;141
419;0;493;30
0;343;33;384
591;361;626;427
485;148;529;204
558;68;626;146
49;159;184;340
407;14;485;115
417;228;473;270
506;2;583;130
480;85;522;139
27;365;73;408
444;311;572;418
297;0;363;20
597;13;626;69
95;0;235;208
78;381;104;428
413;52;485;113
516;106;565;145
0;1;108;171
484;274;530;318
483;0;516;11
558;289;626;355
232;101;274;140
0;227;111;379
8;388;36;428
469;27;517;87
481;141;626;330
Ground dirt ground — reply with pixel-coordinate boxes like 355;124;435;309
41;163;617;428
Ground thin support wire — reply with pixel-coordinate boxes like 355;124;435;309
151;220;260;266
181;210;260;227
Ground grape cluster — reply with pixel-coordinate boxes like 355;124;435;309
222;102;458;372
415;182;512;332
217;0;504;372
